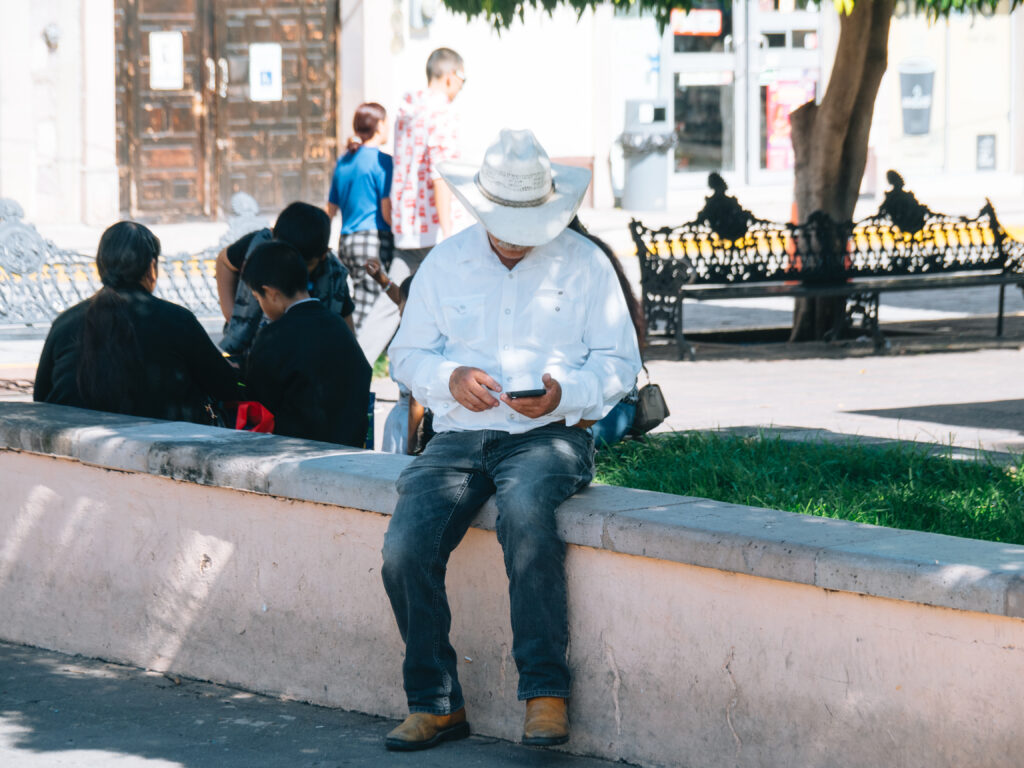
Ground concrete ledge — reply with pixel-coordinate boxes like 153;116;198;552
3;401;1024;767
1;402;1022;619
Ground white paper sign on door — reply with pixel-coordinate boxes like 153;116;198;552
249;43;283;102
149;31;184;91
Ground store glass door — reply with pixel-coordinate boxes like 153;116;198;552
664;1;744;183
746;0;823;183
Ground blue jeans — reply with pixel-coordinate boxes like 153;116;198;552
381;424;595;714
588;400;637;448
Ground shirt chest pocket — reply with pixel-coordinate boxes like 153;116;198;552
441;294;487;348
528;288;582;346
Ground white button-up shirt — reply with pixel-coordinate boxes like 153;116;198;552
388;223;642;434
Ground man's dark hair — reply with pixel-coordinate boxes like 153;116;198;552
241;240;308;298
273;202;331;263
426;48;463;82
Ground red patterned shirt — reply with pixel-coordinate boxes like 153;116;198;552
390;89;461;250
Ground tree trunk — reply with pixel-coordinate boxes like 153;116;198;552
789;0;894;342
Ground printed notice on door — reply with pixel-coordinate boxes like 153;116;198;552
249;43;283;102
149;32;184;91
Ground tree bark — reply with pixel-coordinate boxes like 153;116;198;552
789;0;895;342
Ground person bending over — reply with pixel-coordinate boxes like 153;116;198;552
34;221;242;422
241;240;371;448
216;202;356;359
381;129;641;752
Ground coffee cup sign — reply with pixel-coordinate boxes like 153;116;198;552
249;43;283;102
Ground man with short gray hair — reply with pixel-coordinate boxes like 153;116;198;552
353;49;467;364
390;47;466;269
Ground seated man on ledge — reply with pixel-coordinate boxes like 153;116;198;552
381;129;642;751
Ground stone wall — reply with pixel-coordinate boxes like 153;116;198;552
1;402;1023;767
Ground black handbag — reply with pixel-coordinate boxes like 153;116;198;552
630;367;669;436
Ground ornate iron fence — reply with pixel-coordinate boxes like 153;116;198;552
0;194;266;326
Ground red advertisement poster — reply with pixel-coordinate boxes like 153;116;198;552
765;79;816;171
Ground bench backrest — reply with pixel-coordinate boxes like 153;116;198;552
630;171;1020;299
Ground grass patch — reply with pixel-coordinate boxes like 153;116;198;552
595;431;1024;545
373;353;389;380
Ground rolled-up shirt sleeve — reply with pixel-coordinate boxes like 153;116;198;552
388;260;463;415
426;110;459;181
550;254;642;426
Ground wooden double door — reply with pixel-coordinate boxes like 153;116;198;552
115;0;339;220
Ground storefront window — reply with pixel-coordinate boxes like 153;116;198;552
675;73;735;172
759;73;817;170
672;1;733;53
758;0;820;11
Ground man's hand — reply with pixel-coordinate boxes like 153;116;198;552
500;373;561;419
449;366;501;412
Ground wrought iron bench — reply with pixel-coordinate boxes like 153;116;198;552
0;194;267;326
629;172;1024;358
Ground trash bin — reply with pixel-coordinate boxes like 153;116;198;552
619;99;676;211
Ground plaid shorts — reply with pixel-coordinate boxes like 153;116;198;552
339;229;394;330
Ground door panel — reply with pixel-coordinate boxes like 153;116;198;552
115;0;210;219
214;0;338;214
115;0;338;220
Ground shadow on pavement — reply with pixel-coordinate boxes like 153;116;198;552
848;400;1024;435
639;314;1024;363
0;641;615;768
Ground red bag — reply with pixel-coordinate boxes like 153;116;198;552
234;401;275;433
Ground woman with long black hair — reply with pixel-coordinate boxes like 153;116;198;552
568;216;648;447
34;221;242;423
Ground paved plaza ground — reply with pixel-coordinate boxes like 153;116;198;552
0;641;619;768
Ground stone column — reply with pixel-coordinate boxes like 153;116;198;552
1013;8;1024;175
80;0;118;225
0;3;36;214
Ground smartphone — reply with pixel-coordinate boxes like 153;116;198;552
506;388;546;399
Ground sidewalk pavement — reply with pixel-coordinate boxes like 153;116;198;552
0;641;620;768
643;346;1024;457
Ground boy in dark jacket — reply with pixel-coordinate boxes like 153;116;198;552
241;240;371;448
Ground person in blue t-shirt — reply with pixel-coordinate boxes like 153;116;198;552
327;102;394;341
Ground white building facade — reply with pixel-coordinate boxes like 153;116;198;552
0;1;1021;226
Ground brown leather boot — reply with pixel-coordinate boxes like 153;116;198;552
522;696;569;746
384;708;470;751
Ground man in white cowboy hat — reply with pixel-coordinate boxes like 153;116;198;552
380;129;641;751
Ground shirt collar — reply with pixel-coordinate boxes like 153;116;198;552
285;297;319;313
456;224;562;273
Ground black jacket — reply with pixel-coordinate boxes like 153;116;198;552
244;299;371;447
34;288;243;423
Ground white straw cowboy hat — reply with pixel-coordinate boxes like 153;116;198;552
438;129;591;247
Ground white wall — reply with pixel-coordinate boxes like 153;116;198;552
0;0;116;226
0;2;40;216
1013;7;1024;173
877;8;1015;177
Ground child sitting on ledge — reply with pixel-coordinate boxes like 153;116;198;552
242;240;372;448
